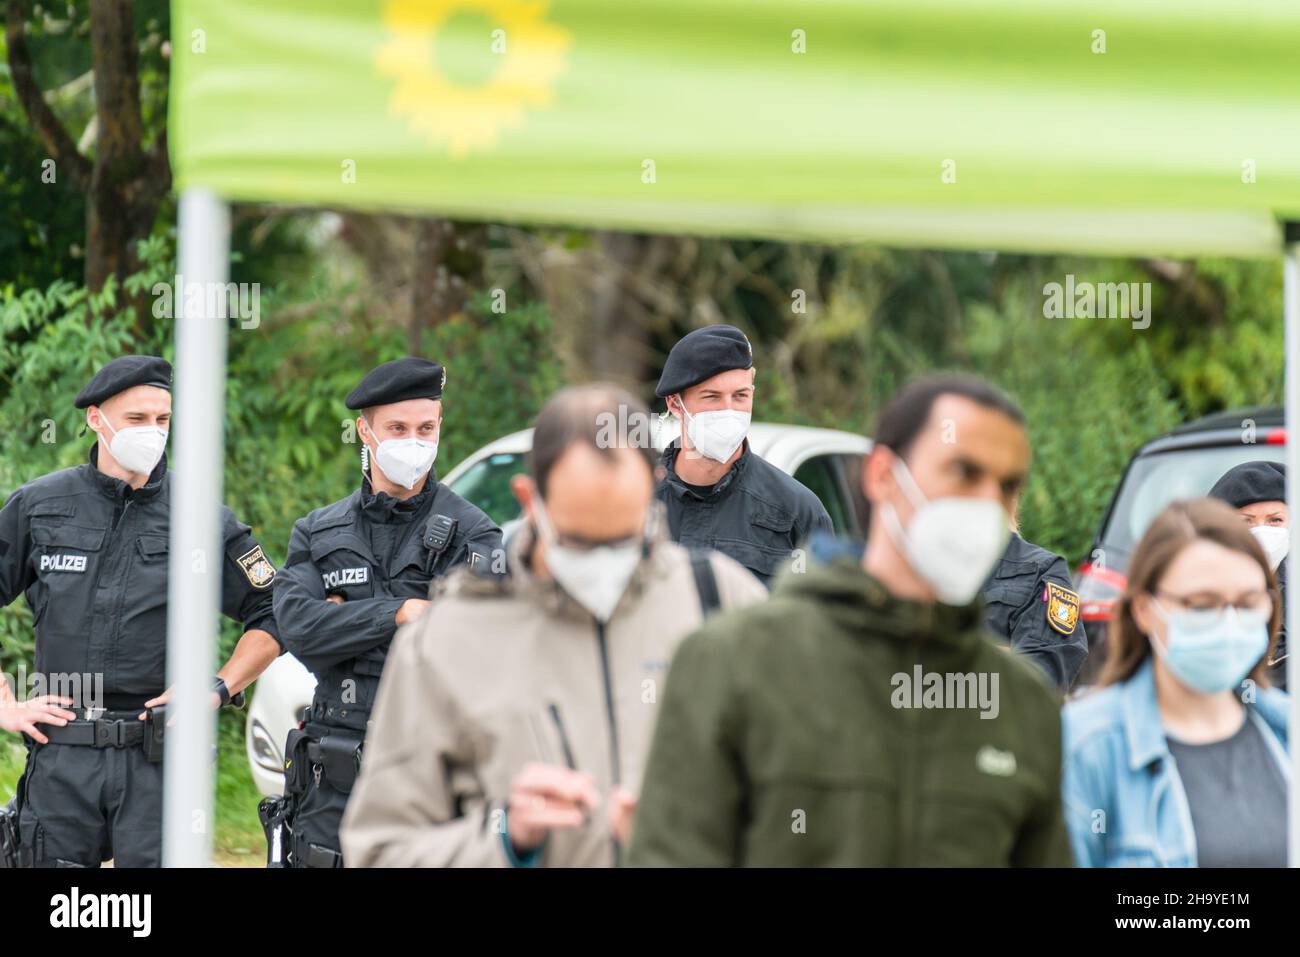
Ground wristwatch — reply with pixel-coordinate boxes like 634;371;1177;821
213;677;246;709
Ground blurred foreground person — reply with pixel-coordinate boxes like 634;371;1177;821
1209;461;1288;690
1063;498;1288;867
980;495;1088;692
628;373;1071;866
341;384;767;867
655;324;831;586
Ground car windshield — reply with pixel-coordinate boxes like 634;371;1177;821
1100;443;1286;570
447;452;527;526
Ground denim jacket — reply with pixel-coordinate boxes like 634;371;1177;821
1062;657;1290;867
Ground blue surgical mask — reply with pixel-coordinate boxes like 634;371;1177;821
1149;599;1269;693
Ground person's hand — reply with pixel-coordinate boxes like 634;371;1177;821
0;695;75;744
326;594;345;605
395;598;432;626
507;762;601;855
608;786;638;845
138;687;221;721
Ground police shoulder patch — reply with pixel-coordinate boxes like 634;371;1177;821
237;544;276;589
1045;581;1080;636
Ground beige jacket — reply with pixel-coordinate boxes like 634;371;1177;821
339;517;768;867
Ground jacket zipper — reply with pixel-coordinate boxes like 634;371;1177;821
594;620;622;866
548;702;578;770
96;495;133;694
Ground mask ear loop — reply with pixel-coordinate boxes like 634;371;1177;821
530;488;559;547
889;454;930;512
83;409;111;442
1145;595;1175;659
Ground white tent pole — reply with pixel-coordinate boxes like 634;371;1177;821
164;188;230;867
1285;227;1300;868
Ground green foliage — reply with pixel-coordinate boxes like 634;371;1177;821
961;289;1184;564
731;248;1278;564
0;0;172;291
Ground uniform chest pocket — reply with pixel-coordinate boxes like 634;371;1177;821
135;535;168;563
126;535;171;611
714;534;792;582
311;534;376;599
983;569;1035;609
28;522;105;631
30;522;106;577
387;532;437;594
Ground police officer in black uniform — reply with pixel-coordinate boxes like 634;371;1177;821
1209;460;1288;690
653;325;832;587
0;355;281;867
979;498;1087;691
271;357;502;868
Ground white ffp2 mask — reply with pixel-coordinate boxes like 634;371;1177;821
1250;525;1289;572
534;498;644;622
880;458;1010;606
680;400;750;464
370;437;438;490
98;415;167;476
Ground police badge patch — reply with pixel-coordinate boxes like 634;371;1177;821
238;545;276;589
1045;581;1080;636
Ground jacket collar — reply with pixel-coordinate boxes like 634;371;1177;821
1118;655;1292;771
660;439;750;500
359;468;436;524
86;443;167;503
784;533;986;652
1120;657;1168;772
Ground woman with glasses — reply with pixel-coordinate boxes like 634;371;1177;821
1063;497;1289;867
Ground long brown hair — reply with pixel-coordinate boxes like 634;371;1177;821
1099;497;1281;687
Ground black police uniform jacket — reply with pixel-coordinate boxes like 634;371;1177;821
655;440;833;588
980;532;1087;691
0;447;280;711
273;470;501;730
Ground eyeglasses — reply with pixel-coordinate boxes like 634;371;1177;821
532;495;647;551
1152;589;1274;621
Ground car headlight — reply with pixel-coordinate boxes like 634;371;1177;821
250;718;284;774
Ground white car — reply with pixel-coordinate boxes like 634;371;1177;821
246;420;873;796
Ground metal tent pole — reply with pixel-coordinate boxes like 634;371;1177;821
1285;224;1300;867
164;188;231;867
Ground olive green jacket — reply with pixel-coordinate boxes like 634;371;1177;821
627;545;1073;867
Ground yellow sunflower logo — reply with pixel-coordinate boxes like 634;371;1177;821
376;0;572;159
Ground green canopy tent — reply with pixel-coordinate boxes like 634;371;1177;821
167;0;1300;866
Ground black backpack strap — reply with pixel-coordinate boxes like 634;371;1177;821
688;548;721;619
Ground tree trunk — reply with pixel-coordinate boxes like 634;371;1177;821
6;0;171;293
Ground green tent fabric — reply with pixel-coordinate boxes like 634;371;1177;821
171;0;1300;257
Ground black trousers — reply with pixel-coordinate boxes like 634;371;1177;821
289;762;353;867
17;740;162;867
284;720;364;868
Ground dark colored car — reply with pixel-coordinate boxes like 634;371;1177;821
1073;406;1285;685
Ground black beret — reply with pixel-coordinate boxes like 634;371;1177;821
1208;460;1286;508
74;355;172;409
346;357;446;410
655;324;754;397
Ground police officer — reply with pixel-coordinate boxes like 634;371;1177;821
272;356;502;868
980;499;1088;691
1209;460;1288;690
0;355;281;867
655;325;832;586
